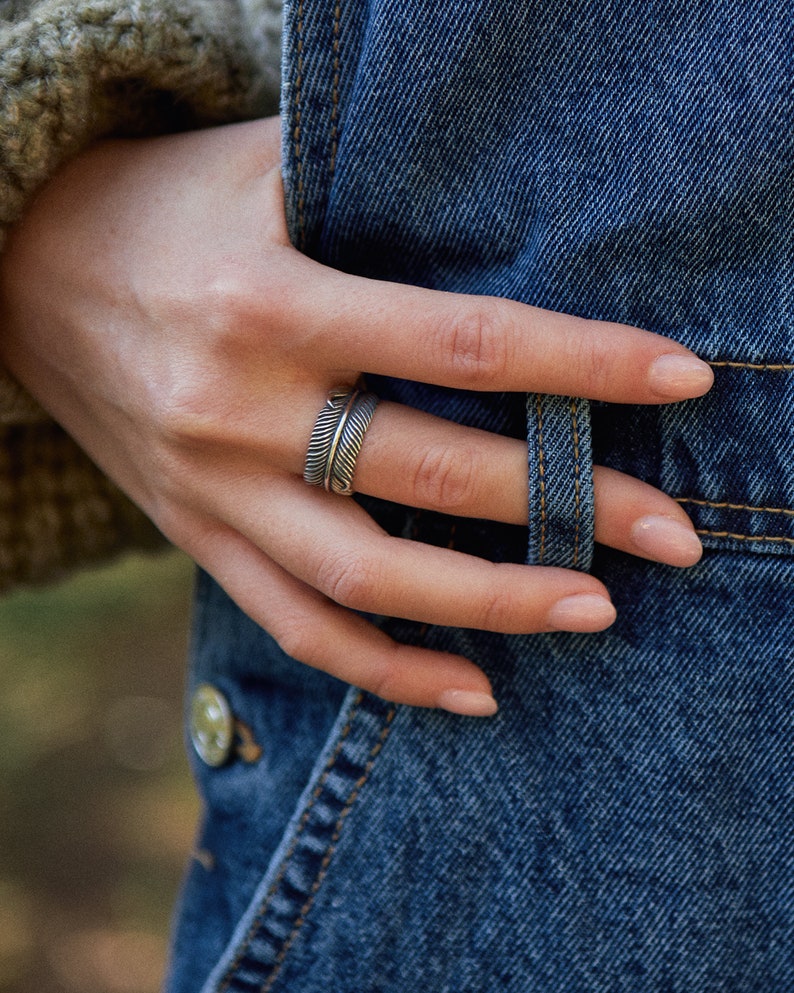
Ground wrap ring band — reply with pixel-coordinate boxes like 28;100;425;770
304;388;380;495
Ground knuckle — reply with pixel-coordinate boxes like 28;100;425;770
361;656;401;703
152;376;221;447
439;302;511;385
314;549;381;610
478;584;519;631
201;267;259;329
411;443;479;512
570;331;613;395
271;613;313;663
193;264;278;359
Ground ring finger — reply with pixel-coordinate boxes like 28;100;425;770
278;396;702;567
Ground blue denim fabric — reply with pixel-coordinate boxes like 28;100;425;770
167;2;793;990
527;393;595;570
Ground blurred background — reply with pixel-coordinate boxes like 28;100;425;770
0;549;197;993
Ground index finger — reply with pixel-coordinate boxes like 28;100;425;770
286;254;713;404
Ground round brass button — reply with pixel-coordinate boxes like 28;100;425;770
189;683;234;767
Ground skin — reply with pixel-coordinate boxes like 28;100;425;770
0;117;713;715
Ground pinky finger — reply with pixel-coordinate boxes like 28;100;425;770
187;522;499;717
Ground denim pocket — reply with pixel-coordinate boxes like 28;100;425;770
594;359;794;558
176;557;794;993
662;362;794;557
166;572;357;992
192;683;396;993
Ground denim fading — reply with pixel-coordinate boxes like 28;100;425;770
167;3;793;990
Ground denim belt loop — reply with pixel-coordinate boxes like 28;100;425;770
526;394;595;572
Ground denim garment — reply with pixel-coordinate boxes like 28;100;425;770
167;3;793;991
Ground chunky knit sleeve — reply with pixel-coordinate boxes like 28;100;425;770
0;0;282;590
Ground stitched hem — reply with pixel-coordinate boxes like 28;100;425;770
676;494;794;555
708;361;794;372
204;689;397;993
677;497;794;517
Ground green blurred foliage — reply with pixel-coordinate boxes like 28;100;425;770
0;551;197;993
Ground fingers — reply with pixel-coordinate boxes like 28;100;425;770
353;402;529;523
592;466;703;566
278;400;703;568
281;253;713;404
181;462;700;716
215;472;617;635
185;523;499;716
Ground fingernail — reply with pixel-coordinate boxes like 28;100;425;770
436;689;499;717
631;514;703;566
648;354;714;399
546;593;616;632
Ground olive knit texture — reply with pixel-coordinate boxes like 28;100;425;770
0;0;281;590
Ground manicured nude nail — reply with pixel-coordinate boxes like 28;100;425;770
648;354;714;399
546;593;616;632
631;514;703;567
436;689;499;717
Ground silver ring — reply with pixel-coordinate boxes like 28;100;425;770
304;388;380;495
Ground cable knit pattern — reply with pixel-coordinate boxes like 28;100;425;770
0;0;282;590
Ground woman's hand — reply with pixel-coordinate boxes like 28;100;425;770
0;118;712;715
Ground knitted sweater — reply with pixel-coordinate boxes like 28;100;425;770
0;0;282;591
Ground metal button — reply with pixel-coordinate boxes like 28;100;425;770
189;684;234;767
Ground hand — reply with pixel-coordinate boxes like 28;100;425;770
0;118;712;715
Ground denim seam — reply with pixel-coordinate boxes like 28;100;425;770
534;394;548;563
216;692;367;993
330;0;341;177
708;361;794;371
695;529;794;545
570;398;582;568
676;497;794;516
292;0;306;250
260;709;397;993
